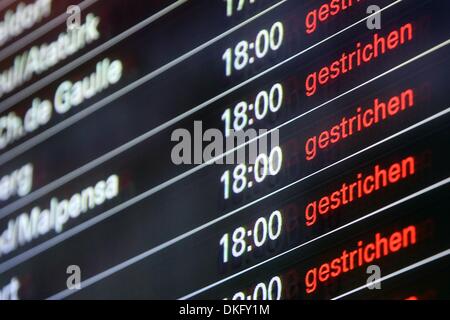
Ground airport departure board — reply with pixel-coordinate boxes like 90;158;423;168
0;0;449;300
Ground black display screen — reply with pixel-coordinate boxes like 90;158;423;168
0;0;448;300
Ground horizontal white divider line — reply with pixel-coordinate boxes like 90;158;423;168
177;179;450;300
0;1;406;219
0;0;288;115
0;45;447;277
332;249;450;300
0;0;190;113
0;0;98;63
46;127;449;299
0;0;289;165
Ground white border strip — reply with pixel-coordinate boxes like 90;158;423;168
332;249;450;300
